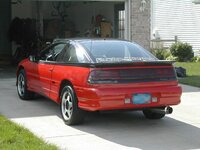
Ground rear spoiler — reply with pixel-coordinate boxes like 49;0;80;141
42;60;175;68
88;60;176;68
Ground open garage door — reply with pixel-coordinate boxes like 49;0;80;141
10;0;131;62
11;0;130;42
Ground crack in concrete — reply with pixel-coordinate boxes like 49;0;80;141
45;133;88;139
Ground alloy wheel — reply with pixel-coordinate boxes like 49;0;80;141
61;90;73;121
17;73;25;97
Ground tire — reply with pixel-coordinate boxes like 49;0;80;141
60;85;85;125
143;109;165;119
17;69;35;100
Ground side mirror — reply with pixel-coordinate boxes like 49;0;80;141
29;55;39;62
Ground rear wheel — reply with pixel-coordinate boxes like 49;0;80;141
17;69;35;100
143;109;165;119
60;85;85;125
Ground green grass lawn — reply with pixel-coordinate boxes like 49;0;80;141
175;62;200;87
0;115;58;150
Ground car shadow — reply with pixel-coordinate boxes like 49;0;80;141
3;95;200;150
75;111;200;150
0;78;60;118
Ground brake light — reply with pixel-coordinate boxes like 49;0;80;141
155;68;175;77
88;67;176;84
88;70;120;84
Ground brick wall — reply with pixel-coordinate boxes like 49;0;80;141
130;0;151;50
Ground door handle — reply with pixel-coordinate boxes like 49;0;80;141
49;68;53;72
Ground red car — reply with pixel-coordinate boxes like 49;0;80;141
17;39;181;125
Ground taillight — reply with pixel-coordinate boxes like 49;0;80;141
155;68;175;77
88;70;120;84
88;67;176;84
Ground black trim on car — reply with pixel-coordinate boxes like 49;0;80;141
38;60;175;68
88;77;177;84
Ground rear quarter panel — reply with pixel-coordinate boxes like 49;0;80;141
50;65;90;102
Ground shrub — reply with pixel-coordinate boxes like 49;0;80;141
166;54;178;61
151;49;171;60
192;56;200;62
170;42;194;62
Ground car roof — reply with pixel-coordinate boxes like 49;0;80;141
52;38;130;44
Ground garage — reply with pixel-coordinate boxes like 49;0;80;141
14;1;129;38
0;0;150;64
10;0;131;56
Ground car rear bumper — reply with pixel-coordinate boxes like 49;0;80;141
75;85;182;111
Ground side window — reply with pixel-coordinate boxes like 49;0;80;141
56;43;89;63
39;43;66;61
56;44;78;63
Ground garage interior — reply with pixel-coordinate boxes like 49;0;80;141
1;0;151;65
7;0;125;60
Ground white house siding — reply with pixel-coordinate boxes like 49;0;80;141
152;0;200;55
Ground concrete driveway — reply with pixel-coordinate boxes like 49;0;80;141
0;67;200;150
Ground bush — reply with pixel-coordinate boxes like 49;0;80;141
170;42;194;62
151;49;171;60
166;54;178;61
192;56;200;62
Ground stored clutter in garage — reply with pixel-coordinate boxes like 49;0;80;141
0;0;151;64
11;1;125;41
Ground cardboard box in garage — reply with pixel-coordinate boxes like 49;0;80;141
100;22;112;38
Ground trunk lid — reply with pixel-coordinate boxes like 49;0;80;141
88;61;177;84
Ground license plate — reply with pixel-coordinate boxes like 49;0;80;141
132;93;151;104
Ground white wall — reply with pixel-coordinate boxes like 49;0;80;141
152;0;200;54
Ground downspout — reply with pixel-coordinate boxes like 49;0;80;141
125;0;131;40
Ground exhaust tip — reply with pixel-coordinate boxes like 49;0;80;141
165;106;173;114
149;106;173;115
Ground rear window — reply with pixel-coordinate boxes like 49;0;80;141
79;40;157;63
